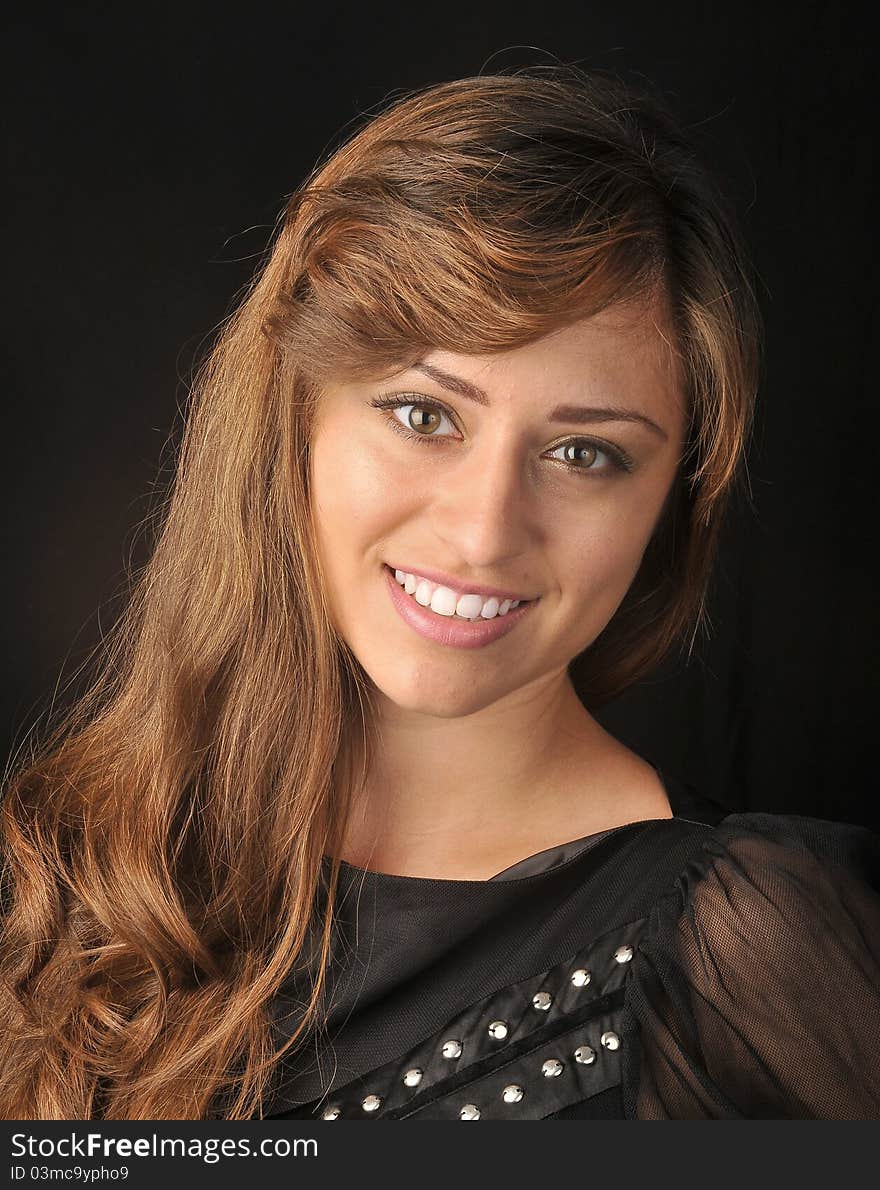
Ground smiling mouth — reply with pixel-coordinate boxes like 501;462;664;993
383;563;538;649
385;564;536;620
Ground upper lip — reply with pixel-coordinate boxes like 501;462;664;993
386;562;536;603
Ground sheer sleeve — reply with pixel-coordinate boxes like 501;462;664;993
623;813;880;1119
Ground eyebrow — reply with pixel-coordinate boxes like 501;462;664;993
411;361;669;441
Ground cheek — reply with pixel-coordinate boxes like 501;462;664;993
310;419;416;569
554;487;667;611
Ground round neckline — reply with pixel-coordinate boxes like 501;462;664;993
325;767;728;888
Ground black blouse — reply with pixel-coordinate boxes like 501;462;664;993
263;770;880;1120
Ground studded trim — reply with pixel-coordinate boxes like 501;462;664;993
308;917;643;1121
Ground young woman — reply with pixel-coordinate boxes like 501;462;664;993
2;67;878;1121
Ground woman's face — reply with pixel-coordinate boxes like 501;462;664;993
309;293;688;718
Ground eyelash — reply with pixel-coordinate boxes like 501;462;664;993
368;394;636;476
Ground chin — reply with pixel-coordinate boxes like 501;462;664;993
370;665;507;720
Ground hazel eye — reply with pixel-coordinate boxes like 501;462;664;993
543;440;628;476
394;402;452;436
369;394;634;475
561;443;597;466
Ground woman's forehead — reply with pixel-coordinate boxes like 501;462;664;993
392;299;686;423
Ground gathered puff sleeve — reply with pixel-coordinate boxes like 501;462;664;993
622;813;880;1119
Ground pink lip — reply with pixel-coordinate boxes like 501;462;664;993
386;562;533;603
384;565;537;650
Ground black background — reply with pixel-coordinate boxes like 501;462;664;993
3;3;877;828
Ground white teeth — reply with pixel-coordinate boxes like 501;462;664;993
455;593;484;619
429;586;459;617
391;567;528;621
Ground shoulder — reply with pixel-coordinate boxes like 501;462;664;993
644;766;878;911
625;810;880;1118
646;809;879;960
676;810;877;908
711;810;878;872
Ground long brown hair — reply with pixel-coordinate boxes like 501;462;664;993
0;66;761;1118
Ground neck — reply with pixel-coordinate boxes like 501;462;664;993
335;670;648;877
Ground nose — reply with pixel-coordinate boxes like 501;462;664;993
427;434;539;569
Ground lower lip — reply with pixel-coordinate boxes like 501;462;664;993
383;565;538;650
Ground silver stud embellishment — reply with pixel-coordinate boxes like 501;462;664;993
542;1058;564;1077
361;1093;382;1112
488;1019;509;1040
502;1084;524;1103
601;1031;621;1051
574;1045;597;1064
321;1105;340;1120
614;944;634;964
442;1039;463;1059
571;968;591;987
459;1103;481;1120
532;990;553;1011
403;1068;423;1087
